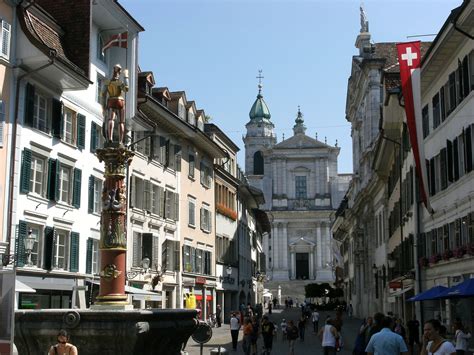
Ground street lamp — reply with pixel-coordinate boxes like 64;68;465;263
126;257;151;280
226;265;232;277
24;229;36;267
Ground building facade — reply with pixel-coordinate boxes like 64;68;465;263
244;84;348;301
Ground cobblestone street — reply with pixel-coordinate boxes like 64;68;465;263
185;308;363;355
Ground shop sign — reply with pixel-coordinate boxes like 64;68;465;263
389;281;402;289
195;277;206;285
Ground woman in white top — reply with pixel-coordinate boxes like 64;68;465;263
421;319;456;355
453;320;471;355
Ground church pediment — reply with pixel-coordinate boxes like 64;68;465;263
289;237;315;247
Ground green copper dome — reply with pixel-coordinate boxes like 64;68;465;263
249;82;271;122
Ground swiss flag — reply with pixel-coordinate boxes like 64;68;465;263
397;41;433;214
102;32;128;54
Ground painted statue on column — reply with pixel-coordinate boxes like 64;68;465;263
101;64;129;145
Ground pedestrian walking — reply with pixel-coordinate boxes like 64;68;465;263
261;316;275;354
453;319;471;355
230;312;241;351
311;308;320;333
365;316;408;355
421;319;456;355
268;301;272;314
280;318;288;342
298;316;306;342
407;316;421;355
48;330;78;355
394;318;407;343
353;318;372;355
318;318;339;355
286;320;299;355
251;317;260;355
216;305;222;327
272;297;277;309
242;318;253;355
347;303;353;319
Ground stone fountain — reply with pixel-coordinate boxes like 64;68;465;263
14;142;197;354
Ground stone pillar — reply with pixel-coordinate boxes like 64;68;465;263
282;223;288;270
324;223;331;266
316;223;322;268
309;248;314;279
272;159;278;195
282;159;287;196
290;251;296;279
94;145;133;307
315;159;320;194
171;287;177;309
272;224;279;270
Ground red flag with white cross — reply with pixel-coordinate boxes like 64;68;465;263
101;32;128;54
396;41;433;214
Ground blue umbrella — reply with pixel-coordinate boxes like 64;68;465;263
407;285;448;302
436;278;474;299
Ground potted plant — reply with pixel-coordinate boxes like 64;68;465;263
418;257;429;268
429;253;441;264
453;245;467;258
442;249;453;261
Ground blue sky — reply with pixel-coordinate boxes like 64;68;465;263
121;0;461;173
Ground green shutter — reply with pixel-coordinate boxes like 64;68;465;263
86;238;93;274
69;232;80;272
54;160;60;202
46;159;57;201
15;221;28;267
174;192;179;221
77;114;86;150
72;168;82;208
175;145;182;172
88;176;95;213
24;83;35;127
90;122;97;152
51;99;63;138
43;226;55;270
20;149;32;194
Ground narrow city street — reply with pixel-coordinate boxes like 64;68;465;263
185;308;362;355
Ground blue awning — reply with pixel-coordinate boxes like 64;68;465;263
407;285;448;302
437;278;474;299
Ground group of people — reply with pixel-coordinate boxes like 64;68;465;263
353;312;472;355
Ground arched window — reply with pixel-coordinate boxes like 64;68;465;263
253;151;264;175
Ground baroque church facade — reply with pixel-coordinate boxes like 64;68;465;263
243;83;350;299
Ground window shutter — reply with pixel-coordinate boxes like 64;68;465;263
91;122;97;152
1;20;11;58
159;136;166;165
77;114;86;149
158;186;165;217
447;140;453;183
200;162;204;185
144;180;151;212
440;148;447;190
0;100;4;147
132;233;140;267
207;166;212;187
429;158;436;196
43;226;55;270
69;232;80;272
200;207;204;230
175;145;182;172
86;238;93;274
72;168;82;208
88;176;94;213
466;125;472;172
142;233;153;260
174;241;180;272
453;137;459;181
164;190;172;219
51;99;63;138
168;144;176;170
162;240;169;271
24;83;35;127
47;159;59;201
152;234;160;270
208;210;212;233
15;221;28;267
174;192;179;221
165;140;170;167
129;175;136;208
20;149;32;194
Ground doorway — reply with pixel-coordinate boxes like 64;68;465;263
295;253;309;279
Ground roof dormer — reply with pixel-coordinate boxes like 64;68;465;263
186;101;197;126
152;87;171;107
196;109;205;131
137;71;155;96
170;91;187;120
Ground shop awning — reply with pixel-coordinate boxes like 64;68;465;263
17;275;75;291
437;278;474;299
407;285;448;302
125;285;162;302
16;279;36;293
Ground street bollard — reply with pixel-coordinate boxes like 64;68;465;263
209;345;228;354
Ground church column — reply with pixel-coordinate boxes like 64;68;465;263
272;159;278;195
282;223;288;270
309;246;314;279
321;158;328;194
315;159;320;195
316;223;322;269
325;223;332;266
282;159;287;197
272;224;279;271
290;249;296;279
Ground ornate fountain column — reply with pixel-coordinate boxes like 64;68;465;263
94;144;134;306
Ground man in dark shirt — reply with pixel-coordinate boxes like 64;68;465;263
261;316;275;353
407;317;420;355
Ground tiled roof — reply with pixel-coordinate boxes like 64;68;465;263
21;5;85;76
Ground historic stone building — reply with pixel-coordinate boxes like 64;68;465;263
243;83;349;300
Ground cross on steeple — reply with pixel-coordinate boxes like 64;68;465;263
256;69;264;95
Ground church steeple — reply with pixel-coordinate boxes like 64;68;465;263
248;70;272;123
293;106;306;135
